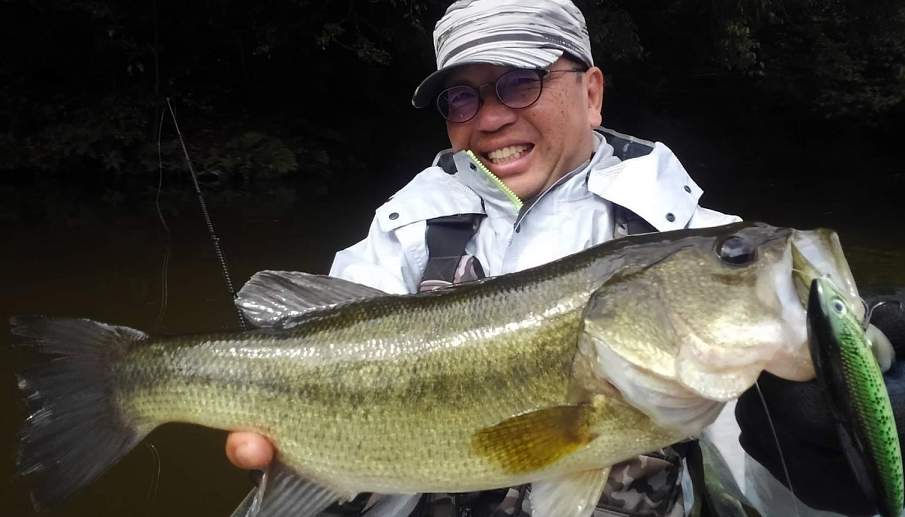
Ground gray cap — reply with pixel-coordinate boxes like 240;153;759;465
412;0;594;108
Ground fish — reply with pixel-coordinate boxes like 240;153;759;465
807;277;904;517
11;222;862;517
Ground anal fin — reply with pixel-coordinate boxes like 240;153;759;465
472;405;598;474
229;459;346;517
530;468;610;517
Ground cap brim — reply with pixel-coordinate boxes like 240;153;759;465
411;63;470;109
411;49;564;109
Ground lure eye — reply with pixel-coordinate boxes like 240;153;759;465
716;236;758;266
832;298;847;315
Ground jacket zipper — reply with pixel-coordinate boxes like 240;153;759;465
465;150;523;211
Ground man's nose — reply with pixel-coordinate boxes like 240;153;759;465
474;84;518;132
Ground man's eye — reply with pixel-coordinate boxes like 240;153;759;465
448;91;476;108
510;77;540;87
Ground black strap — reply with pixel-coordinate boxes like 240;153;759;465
420;214;483;290
419;204;655;291
613;204;657;236
438;151;457;174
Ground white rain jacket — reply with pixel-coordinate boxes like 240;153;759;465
327;127;748;517
330;128;739;293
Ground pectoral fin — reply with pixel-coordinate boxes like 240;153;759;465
229;459;345;517
472;405;598;474
530;468;611;517
229;488;256;517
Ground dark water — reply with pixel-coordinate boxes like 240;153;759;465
0;184;381;517
0;139;903;517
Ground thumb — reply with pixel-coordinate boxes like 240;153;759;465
868;323;895;372
226;432;274;470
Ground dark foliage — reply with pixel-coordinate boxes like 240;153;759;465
1;0;903;178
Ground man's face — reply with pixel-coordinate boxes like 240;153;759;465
444;57;604;200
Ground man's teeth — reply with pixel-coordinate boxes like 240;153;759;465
487;145;530;165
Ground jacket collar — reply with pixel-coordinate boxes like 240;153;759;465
437;127;704;231
588;137;703;232
449;132;620;224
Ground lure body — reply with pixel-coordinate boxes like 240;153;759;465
807;278;904;517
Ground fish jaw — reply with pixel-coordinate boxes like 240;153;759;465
756;237;812;382
791;229;863;320
763;229;863;381
578;331;727;437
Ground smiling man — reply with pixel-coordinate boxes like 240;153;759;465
437;60;601;201
226;0;741;516
320;0;738;292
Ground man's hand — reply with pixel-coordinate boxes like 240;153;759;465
226;432;274;470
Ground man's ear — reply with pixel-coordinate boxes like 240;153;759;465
585;67;604;127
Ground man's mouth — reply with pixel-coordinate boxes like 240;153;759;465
484;144;533;165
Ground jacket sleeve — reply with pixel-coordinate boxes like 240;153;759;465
329;214;427;295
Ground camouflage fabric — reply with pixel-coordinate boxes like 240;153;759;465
418;255;484;293
594;449;685;517
454;255;486;284
419;255;486;291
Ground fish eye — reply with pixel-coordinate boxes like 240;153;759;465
832;298;847;315
715;236;758;266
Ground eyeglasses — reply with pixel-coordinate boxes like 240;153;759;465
436;68;587;123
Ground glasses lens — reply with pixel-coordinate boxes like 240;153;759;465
496;69;543;109
437;86;479;122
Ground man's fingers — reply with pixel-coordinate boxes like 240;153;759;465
868;323;895;372
226;432;274;470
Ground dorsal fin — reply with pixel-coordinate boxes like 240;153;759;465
236;270;386;329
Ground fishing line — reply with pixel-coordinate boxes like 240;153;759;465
165;98;247;330
754;380;804;517
145;442;162;509
153;108;170;333
861;298;873;330
862;298;902;330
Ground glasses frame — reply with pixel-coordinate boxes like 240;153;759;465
436;67;588;123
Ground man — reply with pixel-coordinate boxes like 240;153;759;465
225;0;905;516
227;1;735;515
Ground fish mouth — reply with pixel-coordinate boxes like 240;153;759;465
761;229;863;382
790;229;863;321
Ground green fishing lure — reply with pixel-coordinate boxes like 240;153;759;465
808;278;904;517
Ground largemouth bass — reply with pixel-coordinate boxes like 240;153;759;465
807;277;904;517
12;222;861;517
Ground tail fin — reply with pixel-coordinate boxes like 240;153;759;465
11;315;149;511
